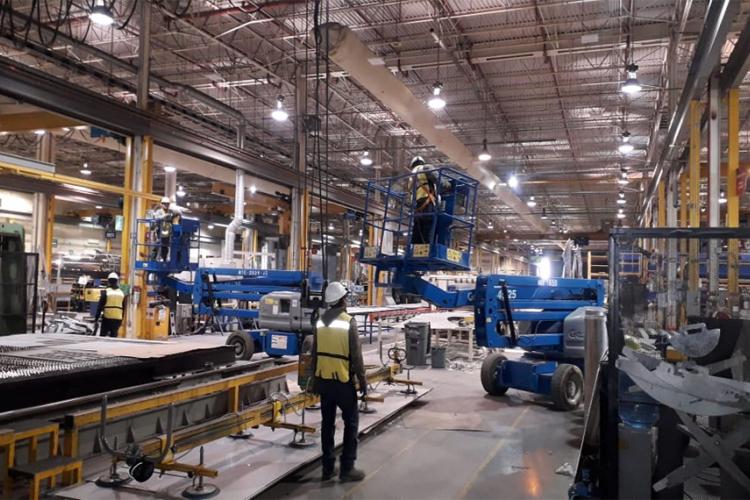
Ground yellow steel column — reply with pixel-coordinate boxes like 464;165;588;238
44;195;55;277
657;182;666;228
679;171;688;274
727;88;740;299
689;100;701;291
136;137;154;339
120;138;134;278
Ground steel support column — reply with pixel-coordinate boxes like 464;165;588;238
120;138;135;280
44;195;55;278
291;67;307;271
727;88;740;301
666;173;678;328
708;76;720;296
688;101;701;299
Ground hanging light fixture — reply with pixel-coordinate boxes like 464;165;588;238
80;162;92;176
163;165;176;173
508;174;519;189
617;191;626;205
271;96;288;122
249;184;257;194
34;129;46;136
478;139;492;162
527;196;537;208
618;131;634;154
360;151;373;166
618;169;629;185
617;207;626;219
720;191;727;204
621;63;642;95
428;83;446;110
176;185;187;198
89;0;115;26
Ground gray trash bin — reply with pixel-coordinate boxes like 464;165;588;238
431;346;446;368
404;322;430;366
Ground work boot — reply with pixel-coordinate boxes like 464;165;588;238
339;467;365;482
321;467;338;482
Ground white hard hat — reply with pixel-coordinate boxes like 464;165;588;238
160;196;170;204
410;156;425;168
107;272;119;280
324;282;348;304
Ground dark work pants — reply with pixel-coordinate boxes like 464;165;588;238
411;201;435;245
100;318;121;338
318;379;359;473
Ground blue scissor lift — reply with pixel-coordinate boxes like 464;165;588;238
134;217;323;359
360;167;605;410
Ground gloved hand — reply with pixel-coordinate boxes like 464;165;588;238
359;383;368;399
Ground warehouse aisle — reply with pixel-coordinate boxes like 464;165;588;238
260;362;581;499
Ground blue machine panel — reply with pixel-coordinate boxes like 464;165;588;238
260;331;300;356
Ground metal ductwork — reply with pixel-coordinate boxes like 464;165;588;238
316;22;547;233
223;169;245;262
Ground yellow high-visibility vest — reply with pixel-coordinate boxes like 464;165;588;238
314;312;352;383
413;166;436;209
103;288;125;320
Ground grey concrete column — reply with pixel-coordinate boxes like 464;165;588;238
708;74;720;295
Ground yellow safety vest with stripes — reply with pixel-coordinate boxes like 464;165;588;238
103;288;125;320
314;312;352;383
413;165;436;210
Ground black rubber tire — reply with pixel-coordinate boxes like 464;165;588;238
550;363;584;411
481;353;509;396
227;332;254;360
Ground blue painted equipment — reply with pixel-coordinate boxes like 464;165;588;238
135;217;323;359
359;167;605;409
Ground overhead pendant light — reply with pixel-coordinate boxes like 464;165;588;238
478;139;492;162
89;0;115;26
720;191;727;204
541;208;548;219
488;221;494;229
207;224;215;230
617;207;626;219
249;183;257;194
618;131;634;154
360;151;373;166
618;169;628;185
34;129;46;136
527;196;537;208
176;185;186;198
428;83;446;110
617;191;626;205
80;162;92;176
271;96;288;122
621;63;642;95
163;165;176;173
508;174;519;189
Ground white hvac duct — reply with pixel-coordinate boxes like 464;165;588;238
317;23;547;233
223;169;245;262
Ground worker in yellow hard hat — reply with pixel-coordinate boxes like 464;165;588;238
409;156;439;244
312;281;367;482
94;272;127;338
151;196;175;262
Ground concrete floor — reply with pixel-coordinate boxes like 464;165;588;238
260;362;582;499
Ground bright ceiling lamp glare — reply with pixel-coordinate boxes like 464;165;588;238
249;184;257;194
617;207;626;219
360;151;373;166
508;174;519;189
89;0;115;26
617;191;626;205
34;129;46;136
207;224;215;230
427;82;446;110
720;192;727;204
176;186;186;198
526;196;537;208
80;162;92;176
477;139;492;162
618;169;629;185
622;63;642;95
618;131;634;154
271;96;288;122
163;165;176;173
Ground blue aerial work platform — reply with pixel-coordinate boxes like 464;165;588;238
359;167;605;410
134;217;323;358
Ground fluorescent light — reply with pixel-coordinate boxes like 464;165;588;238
360;151;373;166
427;83;446;110
526;196;537;208
95;205;103;209
271;96;288;122
34;129;46;136
207;224;215;230
80;169;92;176
163;165;176;173
508;175;519;189
617;198;626;205
61;127;70;132
89;0;115;26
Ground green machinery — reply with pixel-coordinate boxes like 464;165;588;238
0;223;33;335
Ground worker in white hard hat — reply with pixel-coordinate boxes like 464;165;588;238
151;196;176;262
94;272;127;338
409;155;439;245
312;281;367;482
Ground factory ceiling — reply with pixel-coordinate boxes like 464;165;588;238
1;1;750;238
